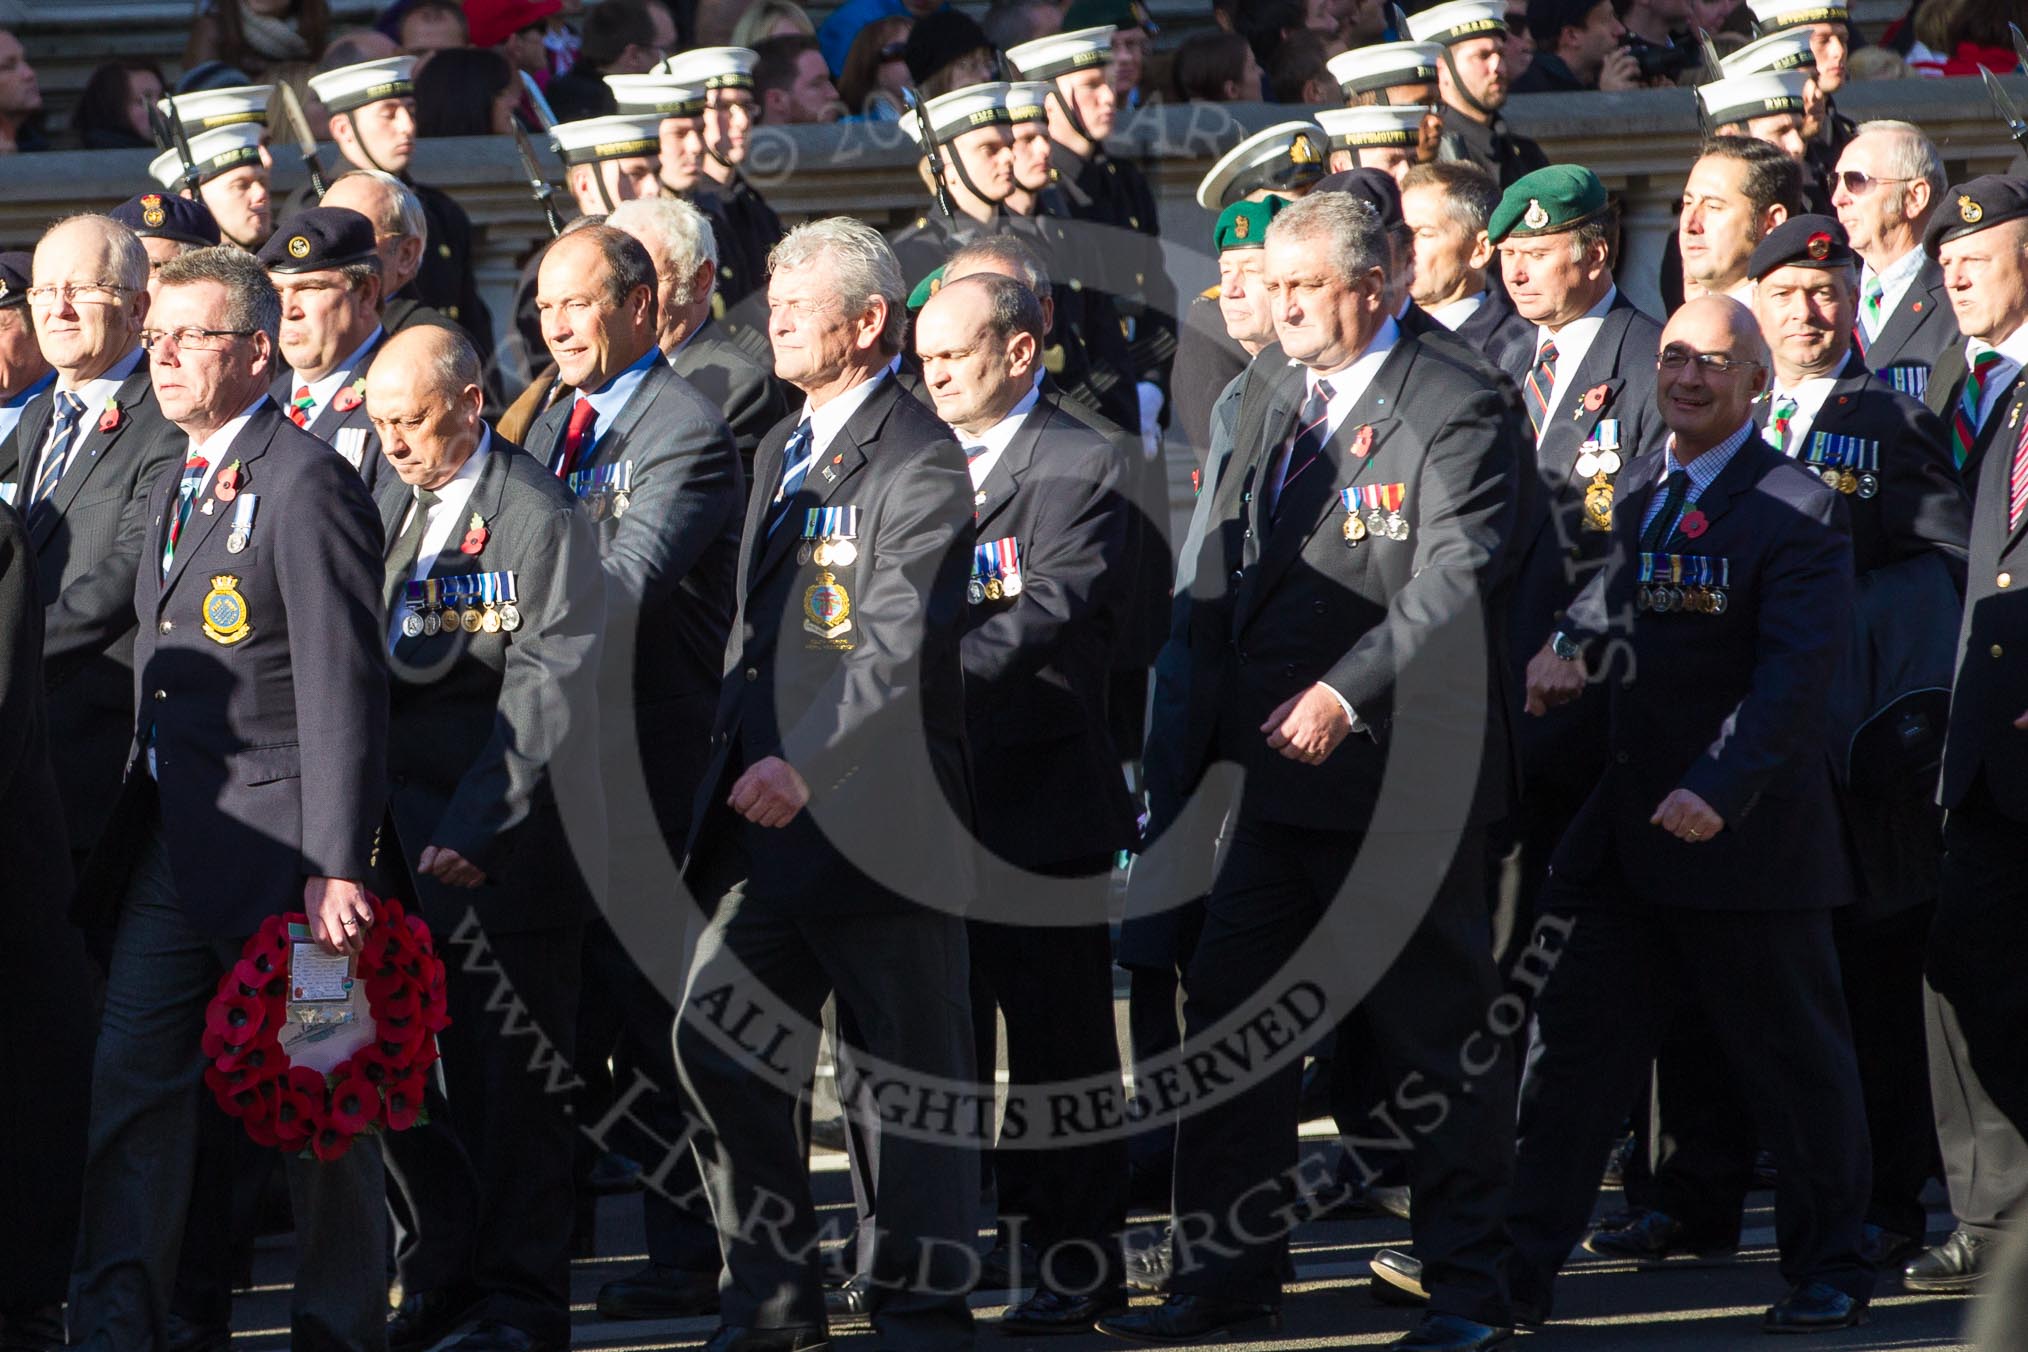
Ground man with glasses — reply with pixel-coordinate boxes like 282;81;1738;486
1834;120;1955;398
258;207;391;489
309;54;492;359
1513;295;1872;1335
68;243;388;1352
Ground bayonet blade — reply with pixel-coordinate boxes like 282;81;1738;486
510;119;565;237
275;81;328;198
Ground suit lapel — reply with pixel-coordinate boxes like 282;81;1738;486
1869;261;1942;363
37;372;151;532
389;447;513;659
161;409;276;602
749;375;886;589
586;359;666;471
1245;367;1306;549
972;403;1043;535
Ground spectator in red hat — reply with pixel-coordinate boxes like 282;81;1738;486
466;0;565;83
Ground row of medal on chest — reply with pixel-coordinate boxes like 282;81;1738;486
399;573;522;638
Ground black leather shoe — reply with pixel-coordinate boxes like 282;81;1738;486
978;1239;1040;1291
596;1263;721;1320
0;1305;69;1352
443;1321;566;1352
1125;1241;1172;1294
704;1325;831;1352
1860;1224;1923;1270
1582;1208;1735;1264
1000;1287;1129;1335
1762;1282;1867;1333
823;1278;872;1318
388;1287;480;1352
1904;1227;1990;1292
1095;1295;1281;1343
1386;1313;1513;1350
1369;1249;1428;1304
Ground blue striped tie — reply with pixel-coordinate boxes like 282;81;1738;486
767;418;815;538
31;391;85;504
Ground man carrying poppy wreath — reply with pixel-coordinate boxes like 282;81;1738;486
66;243;390;1352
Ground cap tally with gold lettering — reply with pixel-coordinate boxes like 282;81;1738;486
1488;163;1609;243
1006;81;1052;125
1196;121;1328;212
1406;0;1507;47
606;73;707;118
551;113;664;166
1722;28;1817;76
1214;195;1289;253
256;206;382;274
307;57;417;116
658;46;759;91
1317;105;1430;153
1696;70;1808;126
901;83;1013;147
1326;41;1443;99
1006;25;1115;81
1749;0;1848;36
1924;175;2028;259
148;123;266;189
158;83;270;135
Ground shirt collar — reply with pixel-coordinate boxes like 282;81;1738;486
6;369;54;410
1863;244;1926;292
185;393;271;491
60;346;143;408
802;358;900;460
578;344;663;429
961;383;1040;464
1535;284;1617;350
1427;292;1486;330
1664;419;1755;492
1980;320;2028;371
295;327;383;411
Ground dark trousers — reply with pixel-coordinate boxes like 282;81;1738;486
676;853;979;1352
1167;820;1513;1326
383;916;583;1342
967;855;1129;1295
1926;782;2028;1236
68;827;386;1352
1507;905;1873;1312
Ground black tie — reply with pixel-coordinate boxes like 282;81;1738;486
1641;470;1690;552
383;487;440;616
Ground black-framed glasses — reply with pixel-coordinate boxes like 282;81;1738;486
140;327;256;352
1658;346;1762;374
1833;169;1909;195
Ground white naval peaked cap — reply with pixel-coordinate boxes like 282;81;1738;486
148;122;266;188
900;83;1012;148
1749;0;1848;34
1317;104;1433;151
657;46;759;89
306;57;417;115
1406;0;1506;47
605;73;707;118
1006;81;1053;124
1005;25;1115;81
549;113;664;165
1722;28;1817;76
1195;120;1328;212
1697;69;1809;125
1326;41;1444;97
159;84;270;133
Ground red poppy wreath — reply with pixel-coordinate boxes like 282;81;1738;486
201;896;448;1159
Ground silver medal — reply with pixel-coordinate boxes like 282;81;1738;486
500;603;522;632
1574;451;1600;479
226;529;247;554
1596;450;1622;475
401;613;423;638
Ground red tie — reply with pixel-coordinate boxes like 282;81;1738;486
557;399;597;478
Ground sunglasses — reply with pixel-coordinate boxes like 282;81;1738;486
1834;170;1909;195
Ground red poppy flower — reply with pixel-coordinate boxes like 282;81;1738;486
1680;510;1709;539
328;1071;382;1135
421;1001;452;1035
1583;384;1610;413
333;383;363;413
1351;424;1373;458
202;1027;228;1062
384;1073;426;1131
352;1043;401;1084
205;989;268;1047
243;1106;280;1149
285;1066;326;1099
310;1119;354;1162
233;956;278;992
412;1037;441;1072
460;527;487;556
217;1042;277;1080
271;1084;317;1150
376;983;421;1022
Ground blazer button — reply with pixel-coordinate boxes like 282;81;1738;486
1242;529;1252;540
1313;601;1327;614
159;620;173;634
1614;750;1629;764
153;689;166;701
1993;644;2006;659
744;667;759;681
2001;572;2013;589
1230;569;1242;583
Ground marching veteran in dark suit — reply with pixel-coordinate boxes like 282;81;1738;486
524;224;745;1326
258;206;392;489
370;325;606;1352
917;271;1138;1333
1507;295;1873;1335
1921;173;2028;1295
1098;191;1522;1352
674;217;979;1352
1921;176;2028;489
0;494;91;1352
1490;164;1667;922
1833;120;1955;399
0;215;183;869
67;245;390;1352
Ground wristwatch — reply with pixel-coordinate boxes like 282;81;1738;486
1549;630;1584;662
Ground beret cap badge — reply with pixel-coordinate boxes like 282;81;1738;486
287;235;311;259
1806;231;1830;259
1962;195;1984;224
141;194;166;227
1234;213;1250;239
1523;198;1549;230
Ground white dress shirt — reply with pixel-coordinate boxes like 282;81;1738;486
386;431;491;648
796;359;900;477
1972;321;2028;431
288;327;383;424
960;385;1041;489
1761;374;1838;455
1530;286;1618;447
1427;292;1486;332
37;346;144;488
1859;245;1927;345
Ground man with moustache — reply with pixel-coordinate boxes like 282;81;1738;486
257;207;390;487
370;324;605;1352
1098;190;1521;1352
916;271;1137;1333
1407;0;1547;188
1834;121;1954;397
1511;295;1872;1335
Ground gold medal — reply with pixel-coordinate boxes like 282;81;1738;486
812;540;832;567
1820;467;1841;488
482;607;502;633
1583;475;1614;532
1838;469;1859;495
984;578;1003;601
461;607;483;633
1343;512;1367;543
